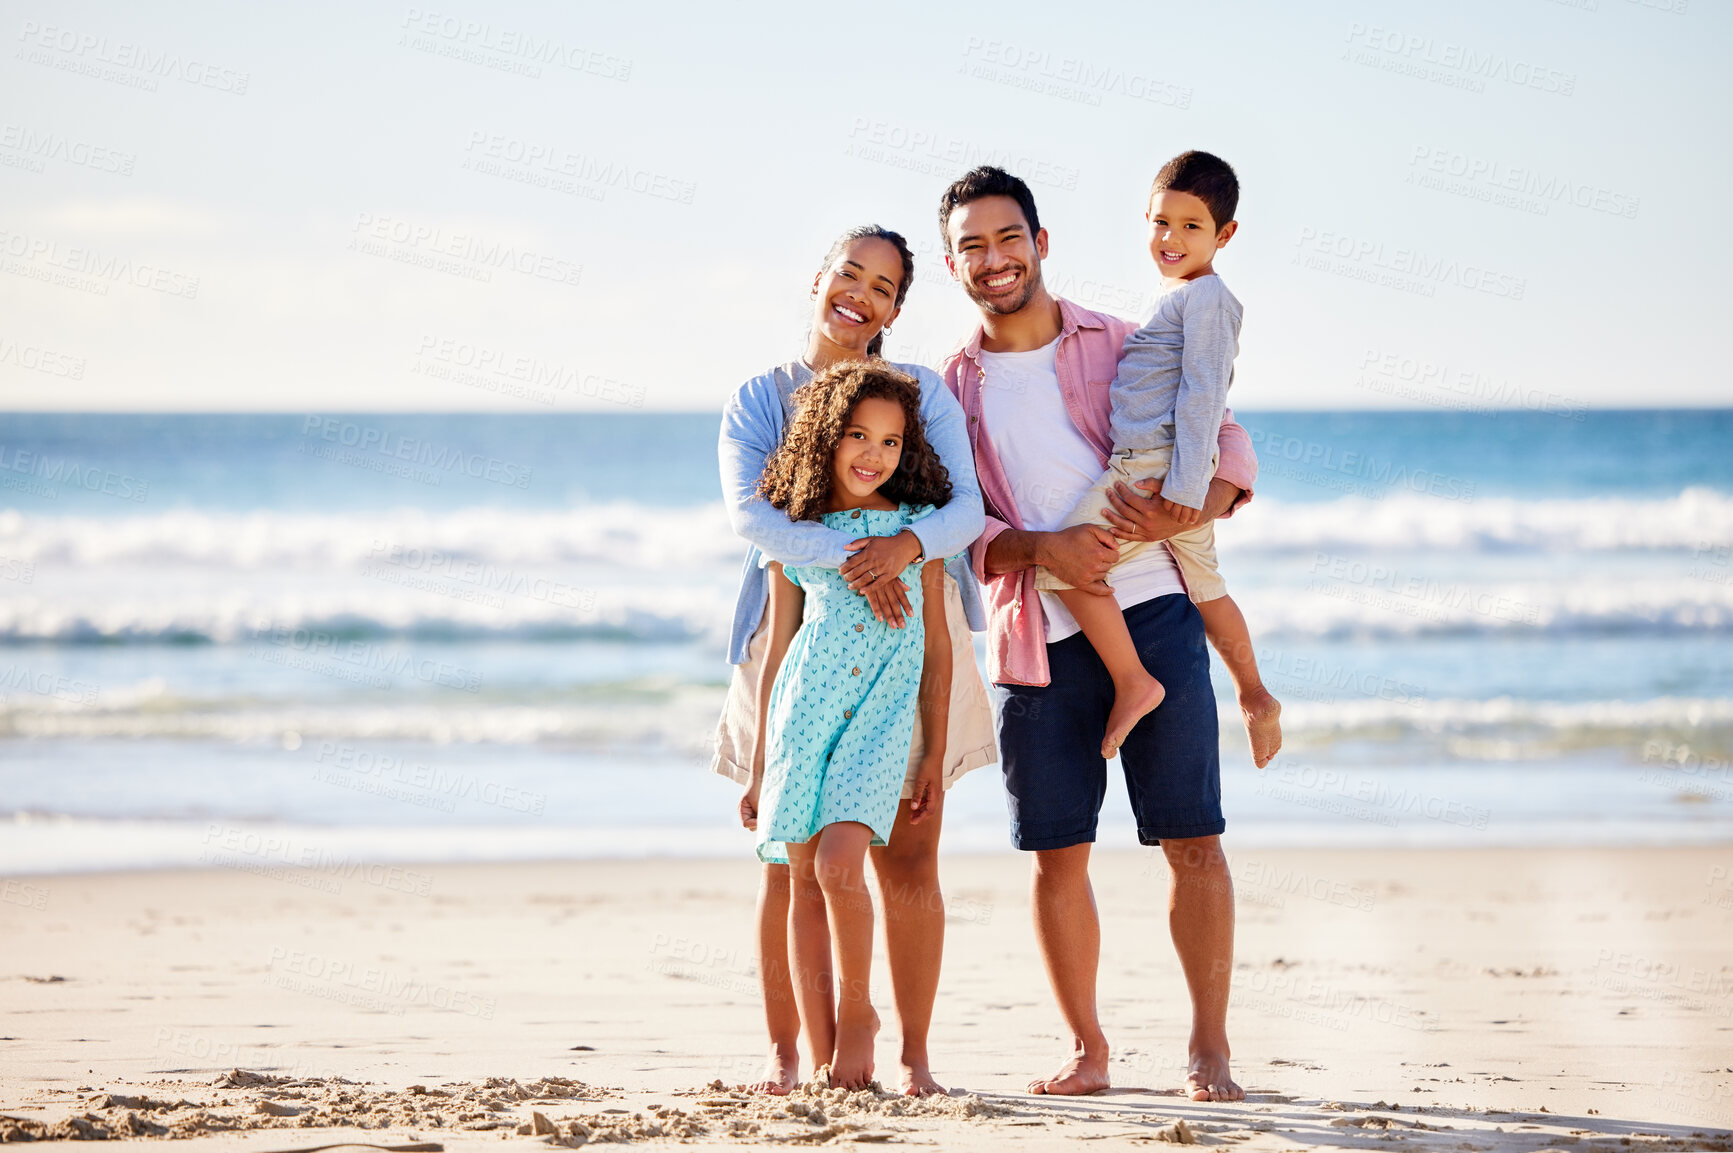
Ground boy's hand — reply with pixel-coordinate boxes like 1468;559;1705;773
909;759;944;825
738;781;762;830
1160;496;1202;526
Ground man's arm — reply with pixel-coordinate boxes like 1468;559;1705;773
1101;409;1255;542
983;523;1119;595
719;375;856;569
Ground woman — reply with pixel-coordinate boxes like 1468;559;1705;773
712;225;992;1096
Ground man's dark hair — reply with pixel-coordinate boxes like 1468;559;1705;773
1151;151;1239;231
937;166;1041;252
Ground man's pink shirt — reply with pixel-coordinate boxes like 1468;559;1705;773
942;297;1258;687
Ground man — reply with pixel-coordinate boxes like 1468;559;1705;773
937;166;1256;1102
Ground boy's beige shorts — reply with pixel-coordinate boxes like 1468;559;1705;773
709;574;998;799
1032;444;1228;604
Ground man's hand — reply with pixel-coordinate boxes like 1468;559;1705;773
841;530;922;628
1037;524;1119;595
1105;476;1238;542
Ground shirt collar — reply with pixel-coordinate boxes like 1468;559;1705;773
960;295;1103;365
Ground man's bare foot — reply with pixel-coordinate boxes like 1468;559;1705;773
829;1007;880;1090
1185;1051;1243;1101
899;1055;945;1097
747;1045;800;1095
1102;675;1166;759
1239;687;1282;768
1028;1046;1111;1095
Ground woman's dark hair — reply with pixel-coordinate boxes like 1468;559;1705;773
814;225;915;357
757;360;951;523
937;166;1041;253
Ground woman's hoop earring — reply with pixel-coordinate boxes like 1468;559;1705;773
882;326;892;335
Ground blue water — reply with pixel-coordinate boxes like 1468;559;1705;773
2;410;1731;871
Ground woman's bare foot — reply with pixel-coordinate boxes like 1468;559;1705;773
829;1007;880;1090
1102;674;1165;759
748;1044;800;1095
1028;1045;1111;1095
1185;1050;1243;1101
899;1054;945;1097
1239;687;1282;768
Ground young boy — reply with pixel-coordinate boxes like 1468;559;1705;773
1035;150;1282;766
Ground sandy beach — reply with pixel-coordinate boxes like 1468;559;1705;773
2;846;1730;1150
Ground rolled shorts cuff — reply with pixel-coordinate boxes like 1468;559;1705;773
1135;816;1227;846
1009;820;1098;853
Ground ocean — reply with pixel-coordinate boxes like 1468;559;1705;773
3;409;1731;875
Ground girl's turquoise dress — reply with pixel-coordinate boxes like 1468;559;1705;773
756;502;937;864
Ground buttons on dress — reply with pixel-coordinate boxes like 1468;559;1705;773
854;623;864;632
851;667;861;676
843;709;852;719
850;509;861;518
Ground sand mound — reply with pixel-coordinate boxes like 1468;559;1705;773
0;1073;609;1142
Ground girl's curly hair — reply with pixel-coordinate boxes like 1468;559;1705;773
757;361;952;523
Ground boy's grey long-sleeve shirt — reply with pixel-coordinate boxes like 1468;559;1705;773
719;359;987;666
1107;273;1243;510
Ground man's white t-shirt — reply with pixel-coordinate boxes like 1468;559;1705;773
978;338;1185;643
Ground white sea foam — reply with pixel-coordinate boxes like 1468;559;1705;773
1223;487;1733;555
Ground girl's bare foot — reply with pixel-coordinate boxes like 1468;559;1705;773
899;1055;945;1097
1102;674;1165;759
1028;1045;1111;1095
1185;1049;1243;1101
748;1044;800;1095
1239;687;1282;768
829;1006;880;1090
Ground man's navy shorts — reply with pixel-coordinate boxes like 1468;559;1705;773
994;593;1223;851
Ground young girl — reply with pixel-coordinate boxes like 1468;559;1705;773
742;360;954;1091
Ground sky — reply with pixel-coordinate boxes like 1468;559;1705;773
1;0;1728;413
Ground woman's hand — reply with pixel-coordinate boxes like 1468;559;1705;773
908;757;944;825
840;531;923;628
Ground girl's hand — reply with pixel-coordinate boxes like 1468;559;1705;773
739;781;762;830
908;759;944;825
841;532;922;628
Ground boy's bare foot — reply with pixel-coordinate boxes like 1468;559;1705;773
1028;1045;1111;1095
1102;675;1166;759
1185;1050;1243;1101
829;1007;880;1090
748;1045;800;1095
1239;687;1282;768
899;1055;945;1097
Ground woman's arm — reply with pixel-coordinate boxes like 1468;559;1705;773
909;560;951;825
720;374;856;569
741;561;805;830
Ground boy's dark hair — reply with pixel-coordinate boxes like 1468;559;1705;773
757;361;952;523
937;166;1041;252
816;225;915;358
1151;151;1239;231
